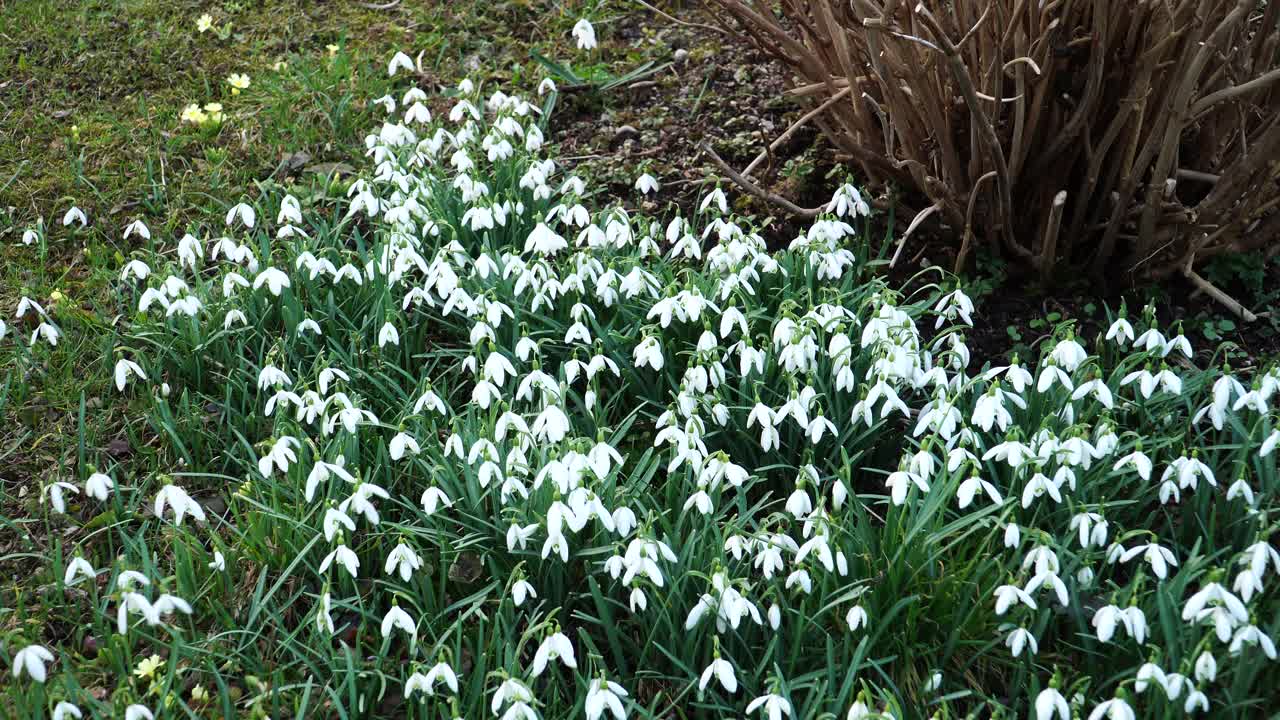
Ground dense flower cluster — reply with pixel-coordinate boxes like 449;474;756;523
10;65;1277;719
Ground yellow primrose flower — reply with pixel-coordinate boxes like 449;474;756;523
326;44;340;57
196;13;213;33
191;685;209;703
204;102;225;124
226;73;250;95
50;290;65;302
273;60;288;72
134;654;164;681
181;103;208;125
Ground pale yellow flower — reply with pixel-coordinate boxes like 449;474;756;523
226;73;250;95
326;44;340;57
273;60;288;72
196;13;213;33
134;654;164;681
181;103;208;125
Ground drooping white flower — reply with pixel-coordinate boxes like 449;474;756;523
530;631;576;676
572;18;597;50
387;51;415;76
11;645;54;683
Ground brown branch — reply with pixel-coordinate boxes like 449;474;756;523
891;202;942;268
632;0;729;36
700;143;824;218
1183;258;1259;322
742;87;853;179
1191;67;1280;118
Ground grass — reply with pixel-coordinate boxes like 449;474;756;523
0;0;666;710
0;0;662;508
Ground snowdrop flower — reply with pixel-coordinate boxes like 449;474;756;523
885;467;928;505
44;481;78;513
1087;694;1135;720
1021;473;1062;509
225;202;256;228
699;656;738;694
957;473;1002;508
421;486;452;515
1004;523;1021;548
1112;446;1152;481
933;288;974;327
1106;315;1135;345
531;631;576;675
62;206;87;227
315;591;335;634
634;173;659;195
384;543;422;581
1035;686;1069;720
407;661;455;698
387;51;415;76
124;706;154;720
1230;624;1278;659
512;578;536;607
11;645;54;683
1184;689;1209;714
746;692;792;720
319;544;360;578
1193;651;1216;682
120;259;151;282
380;604;417;638
585;677;628;720
1050;334;1088;372
253;267;291;296
1071;376;1114;408
154;479;207;525
1182;582;1247;641
1118;542;1177;579
633;335;664;370
63;557;96;585
1005;626;1038;657
52;702;82;720
700;187;728;215
85;471;114;501
1163;330;1193;358
572;18;597;50
209;551;226;571
114;358;147;391
31;322;61;347
994;584;1037;615
389;431;419;460
123;219;151;240
378;322;400;347
845;605;868;631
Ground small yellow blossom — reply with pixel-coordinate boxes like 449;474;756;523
204;102;225;124
191;685;209;703
181;103;209;125
134;654;164;681
326;44;340;57
50;290;65;302
196;13;213;33
273;60;288;72
226;73;250;95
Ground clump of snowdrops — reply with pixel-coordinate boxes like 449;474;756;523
8;57;1279;720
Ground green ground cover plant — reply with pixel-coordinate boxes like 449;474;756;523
3;50;1279;719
